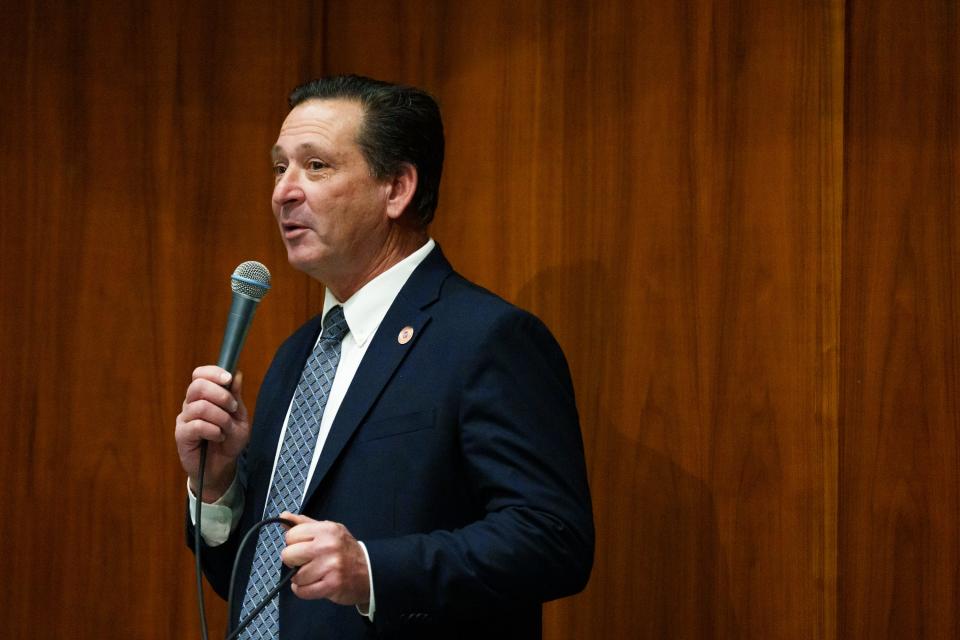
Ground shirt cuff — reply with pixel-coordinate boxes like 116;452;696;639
355;541;376;621
187;473;243;546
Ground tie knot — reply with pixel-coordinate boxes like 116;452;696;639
321;305;349;342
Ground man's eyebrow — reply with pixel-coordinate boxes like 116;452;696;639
271;143;325;162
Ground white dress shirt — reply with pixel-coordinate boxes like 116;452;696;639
188;237;436;621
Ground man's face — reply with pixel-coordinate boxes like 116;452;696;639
271;99;392;285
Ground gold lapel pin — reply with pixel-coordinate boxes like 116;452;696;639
398;326;414;344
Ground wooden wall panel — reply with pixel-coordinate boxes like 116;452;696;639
0;1;326;637
841;1;960;637
0;0;954;639
323;1;841;638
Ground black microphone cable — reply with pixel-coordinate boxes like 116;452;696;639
195;442;210;640
224;517;300;640
195;446;300;640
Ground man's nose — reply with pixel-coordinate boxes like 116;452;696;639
272;170;305;208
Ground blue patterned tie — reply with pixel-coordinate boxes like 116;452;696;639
239;306;349;639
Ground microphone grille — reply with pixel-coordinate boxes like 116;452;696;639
231;261;272;301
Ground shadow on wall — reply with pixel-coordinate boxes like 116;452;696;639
516;262;739;638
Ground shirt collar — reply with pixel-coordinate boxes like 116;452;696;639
322;238;436;347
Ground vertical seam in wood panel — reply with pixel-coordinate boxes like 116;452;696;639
824;1;845;639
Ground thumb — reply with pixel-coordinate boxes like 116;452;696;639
232;370;244;398
230;370;248;417
280;511;313;528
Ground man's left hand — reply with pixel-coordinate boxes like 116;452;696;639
280;512;371;606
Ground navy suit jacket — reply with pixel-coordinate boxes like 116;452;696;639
190;245;594;639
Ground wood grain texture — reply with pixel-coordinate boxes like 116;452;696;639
0;1;326;637
1;0;953;639
841;1;960;638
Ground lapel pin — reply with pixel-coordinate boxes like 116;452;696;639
398;326;414;344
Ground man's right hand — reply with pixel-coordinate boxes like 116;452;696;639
175;366;251;503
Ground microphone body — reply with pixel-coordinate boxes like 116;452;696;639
217;260;272;374
217;292;259;374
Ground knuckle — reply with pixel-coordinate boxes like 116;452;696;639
198;402;216;422
186;378;206;400
192;365;219;380
197;420;221;439
200;401;228;424
181;418;201;435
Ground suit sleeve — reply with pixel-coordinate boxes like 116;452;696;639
363;309;595;630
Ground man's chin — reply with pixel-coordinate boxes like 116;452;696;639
286;249;318;271
286;249;330;280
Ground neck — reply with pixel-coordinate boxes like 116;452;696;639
322;228;428;302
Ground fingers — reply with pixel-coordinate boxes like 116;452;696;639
192;365;233;386
181;395;235;426
280;512;321;538
231;371;245;403
177;418;230;444
178;367;244;440
175;366;251;498
288;553;368;604
289;561;342;601
277;517;369;605
192;366;244;401
280;511;310;525
282;522;340;561
175;366;249;458
185;372;240;412
177;396;237;444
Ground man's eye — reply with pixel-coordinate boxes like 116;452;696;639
273;164;287;176
308;160;327;171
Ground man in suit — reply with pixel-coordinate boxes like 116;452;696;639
175;75;593;639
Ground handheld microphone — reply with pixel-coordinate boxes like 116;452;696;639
195;260;272;640
217;261;272;374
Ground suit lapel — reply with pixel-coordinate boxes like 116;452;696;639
302;245;453;503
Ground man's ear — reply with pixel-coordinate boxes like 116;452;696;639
385;162;418;221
